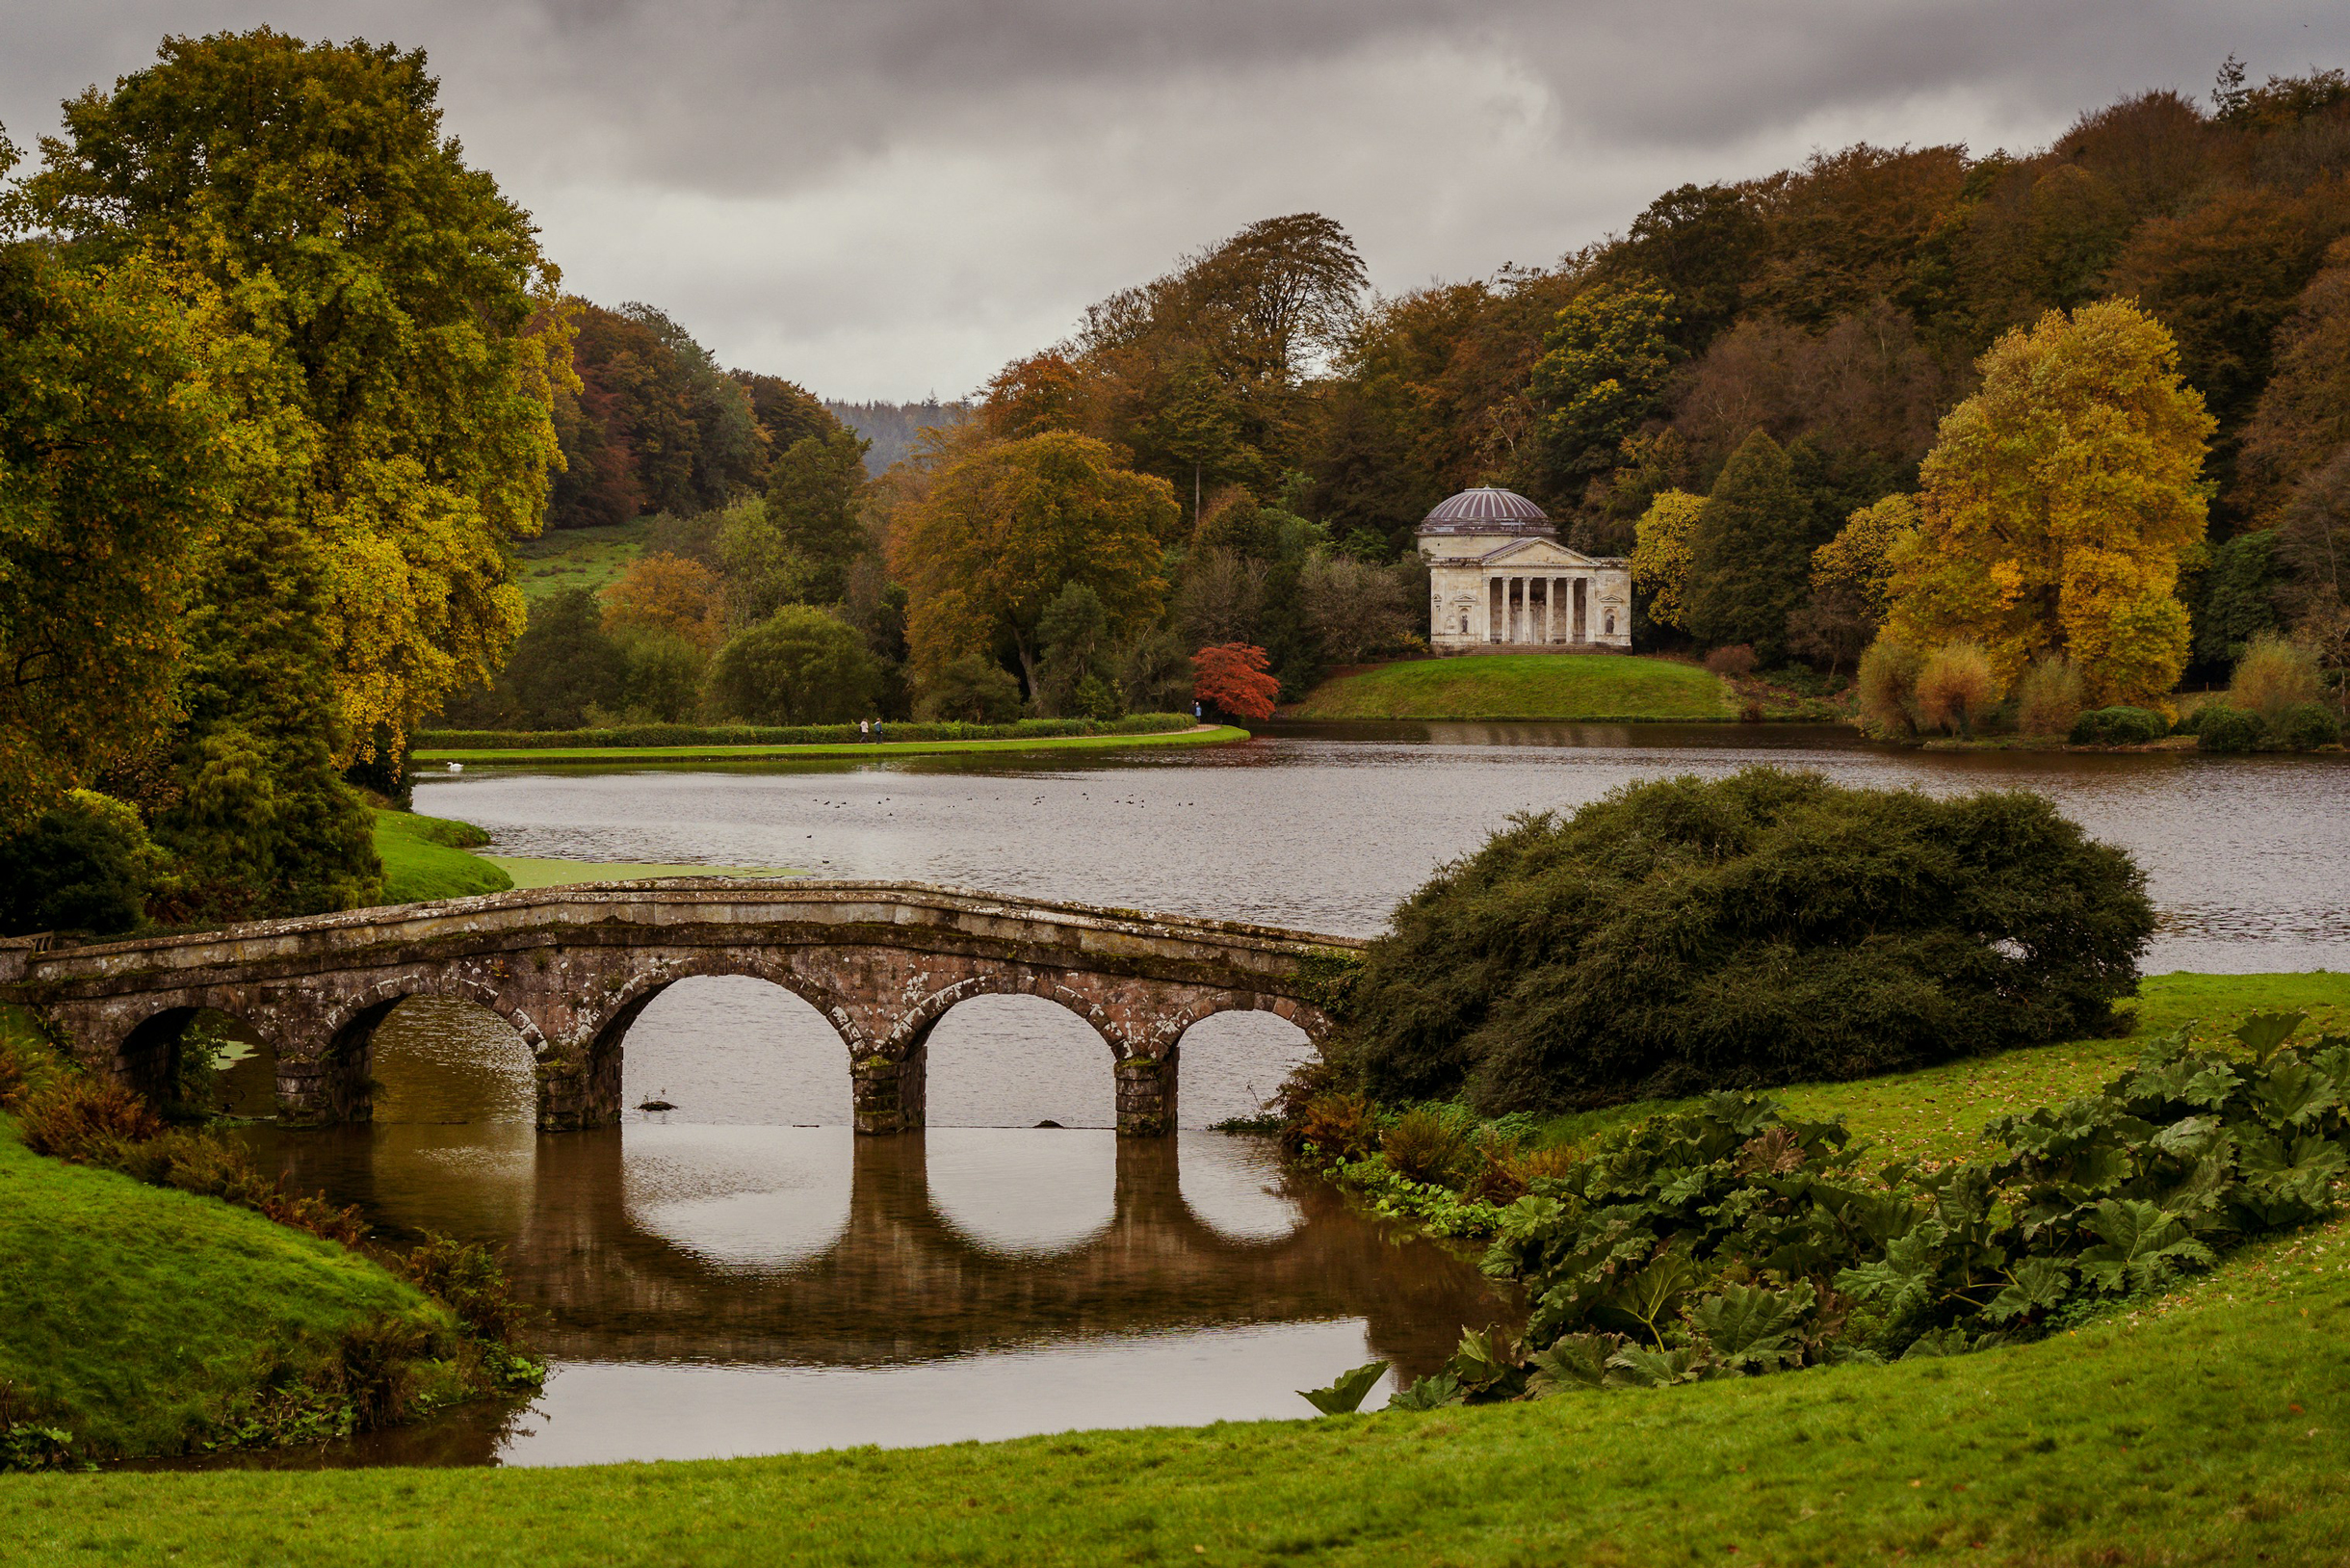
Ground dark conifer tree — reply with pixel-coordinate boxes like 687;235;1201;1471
1685;429;1815;662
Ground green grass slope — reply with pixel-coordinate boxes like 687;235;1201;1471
514;520;646;604
1534;970;2350;1160
372;811;513;903
1286;653;1733;721
2;1215;2343;1563
0;1112;447;1460
6;973;2347;1561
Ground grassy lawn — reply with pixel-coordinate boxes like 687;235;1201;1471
0;1101;447;1462
4;974;2345;1560
514;520;648;604
2;1208;2344;1562
413;724;1248;766
373;811;513;902
483;856;796;888
1528;970;2350;1161
1285;654;1733;721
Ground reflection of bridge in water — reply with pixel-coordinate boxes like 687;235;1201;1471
274;1126;1505;1381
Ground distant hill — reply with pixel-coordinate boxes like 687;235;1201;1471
825;400;966;473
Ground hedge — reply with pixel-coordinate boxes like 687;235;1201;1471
416;714;1195;750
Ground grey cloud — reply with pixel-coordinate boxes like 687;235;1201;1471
3;1;2342;397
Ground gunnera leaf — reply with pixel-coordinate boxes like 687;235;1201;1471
1386;1372;1464;1411
1297;1359;1390;1416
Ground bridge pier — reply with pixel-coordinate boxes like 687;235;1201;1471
1114;1053;1178;1137
850;1051;926;1135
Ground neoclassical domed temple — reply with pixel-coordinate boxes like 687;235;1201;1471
1414;487;1632;652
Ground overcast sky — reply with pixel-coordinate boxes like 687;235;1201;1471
4;3;2342;401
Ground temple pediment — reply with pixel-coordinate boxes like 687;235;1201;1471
1475;537;1601;569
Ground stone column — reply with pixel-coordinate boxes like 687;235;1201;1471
1574;577;1588;641
1115;1053;1177;1137
1543;579;1555;644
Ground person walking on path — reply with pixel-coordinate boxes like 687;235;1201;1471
861;719;872;743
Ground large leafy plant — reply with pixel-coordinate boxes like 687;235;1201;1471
1327;1013;2345;1411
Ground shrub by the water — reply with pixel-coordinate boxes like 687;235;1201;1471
2272;701;2341;751
1344;768;2154;1115
1853;638;1920;738
1911;641;2000;736
2068;705;2168;745
2014;655;2085;738
2228;633;2323;722
2196;704;2268;753
1702;644;1757;679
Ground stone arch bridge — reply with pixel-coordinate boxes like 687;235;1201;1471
0;880;1364;1136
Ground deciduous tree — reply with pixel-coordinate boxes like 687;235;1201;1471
601;554;724;652
0;171;226;827
704;607;878;725
28;29;571;761
890;432;1176;694
1191;643;1280;720
1629;490;1705;631
1883;300;2214;705
1528;280;1683;488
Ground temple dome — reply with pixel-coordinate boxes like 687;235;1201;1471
1416;486;1553;536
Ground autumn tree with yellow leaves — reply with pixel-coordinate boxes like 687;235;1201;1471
27;30;571;767
1879;300;2215;707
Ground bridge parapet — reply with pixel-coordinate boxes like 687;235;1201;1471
3;880;1366;1137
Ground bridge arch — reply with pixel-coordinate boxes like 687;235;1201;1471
884;972;1125;1060
1170;998;1319;1132
7;878;1368;1137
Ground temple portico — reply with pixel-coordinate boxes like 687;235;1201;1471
1415;487;1632;653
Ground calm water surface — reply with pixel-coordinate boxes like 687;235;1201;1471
226;723;2345;1467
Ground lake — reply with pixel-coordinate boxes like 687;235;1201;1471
224;722;2347;1466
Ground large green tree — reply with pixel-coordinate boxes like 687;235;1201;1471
0;132;226;828
27;29;570;762
1685;430;1815;659
1527;280;1684;492
720;428;872;619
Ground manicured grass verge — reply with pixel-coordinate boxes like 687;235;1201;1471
1285;654;1733;721
0;1212;2341;1563
372;812;512;903
413;724;1247;767
0;1108;448;1461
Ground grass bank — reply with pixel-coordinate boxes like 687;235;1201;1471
1533;970;2350;1164
6;974;2347;1560
1284;654;1733;721
0;1050;455;1463
373;811;512;902
372;810;793;900
2;1209;2343;1562
413;723;1246;767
